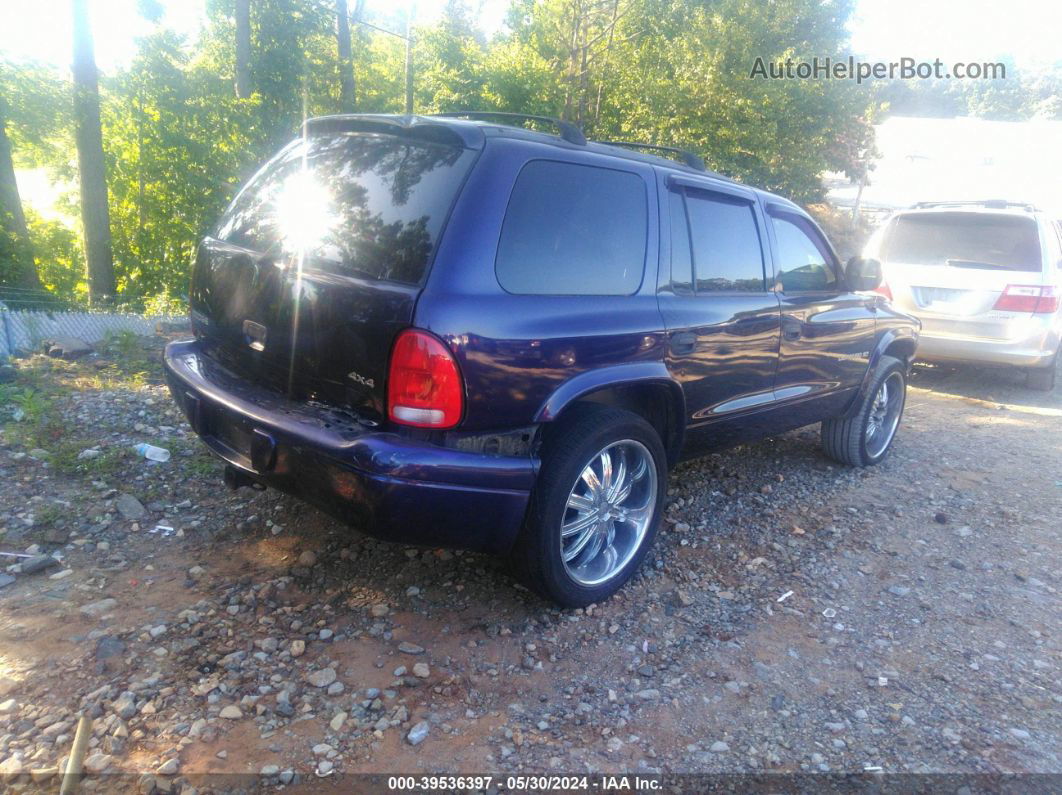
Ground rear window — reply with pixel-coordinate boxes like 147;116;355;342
495;161;647;295
883;212;1042;272
214;132;474;284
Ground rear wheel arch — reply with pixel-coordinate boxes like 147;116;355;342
884;337;917;367
541;381;684;468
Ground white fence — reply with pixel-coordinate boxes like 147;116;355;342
0;308;184;359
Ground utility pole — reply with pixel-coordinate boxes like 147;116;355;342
404;10;413;115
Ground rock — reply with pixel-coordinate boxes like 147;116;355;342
709;741;730;753
95;636;125;662
112;692;137;719
45;336;92;359
0;756;23;777
887;585;911;597
934;512;948;524
955;526;973;537
20;555;60;575
261;764;279;776
80;598;118;618
0;573;14;589
326;682;344;696
219;705;243;720
312;743;333;756
316;760;334;776
636;689;660;700
398;642;424;655
407;721;430;746
297;550;317;567
370;604;389;617
412;663;430;678
319;629;333;642
330;712;347;731
115;493;146;521
0;698;17;714
77;447;102;460
306;668;337;688
289;639;306;657
49;569;74;580
156;758;179;775
279;770;295;784
83;753;113;774
1009;728;1031;740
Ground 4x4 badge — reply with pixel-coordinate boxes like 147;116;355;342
347;371;375;388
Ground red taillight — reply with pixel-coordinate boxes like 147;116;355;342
874;283;893;302
387;329;463;428
993;285;1059;313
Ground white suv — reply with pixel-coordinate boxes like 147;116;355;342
863;201;1061;390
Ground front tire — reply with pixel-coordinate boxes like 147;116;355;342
511;406;667;607
822;355;907;466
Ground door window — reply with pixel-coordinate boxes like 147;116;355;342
770;214;838;292
680;190;766;292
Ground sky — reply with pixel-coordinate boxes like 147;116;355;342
0;0;1057;74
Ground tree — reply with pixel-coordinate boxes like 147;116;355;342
0;92;42;291
235;0;252;98
335;0;356;109
72;0;115;303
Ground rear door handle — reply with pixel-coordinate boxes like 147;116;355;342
670;331;697;354
783;326;801;341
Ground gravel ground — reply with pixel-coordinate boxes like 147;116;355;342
0;336;1059;792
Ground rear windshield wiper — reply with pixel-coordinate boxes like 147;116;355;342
946;258;1013;270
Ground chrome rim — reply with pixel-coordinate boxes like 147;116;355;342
560;439;658;587
865;372;905;458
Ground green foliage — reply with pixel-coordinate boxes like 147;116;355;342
25;207;86;301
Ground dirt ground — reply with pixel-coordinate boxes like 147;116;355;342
0;336;1059;792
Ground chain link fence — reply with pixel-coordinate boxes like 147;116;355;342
0;288;184;359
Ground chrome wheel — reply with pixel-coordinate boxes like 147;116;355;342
865;371;904;458
560;439;658;587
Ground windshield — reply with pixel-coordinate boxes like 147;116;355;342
214;132;474;284
882;212;1042;272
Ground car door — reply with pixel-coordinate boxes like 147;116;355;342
765;203;878;421
657;173;781;453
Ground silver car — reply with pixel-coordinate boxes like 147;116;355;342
863;201;1061;390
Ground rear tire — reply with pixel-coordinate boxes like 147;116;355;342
511;406;667;608
1026;350;1057;391
822;355;907;466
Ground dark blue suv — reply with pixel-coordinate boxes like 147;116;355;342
164;112;919;606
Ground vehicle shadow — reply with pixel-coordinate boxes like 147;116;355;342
910;361;1061;412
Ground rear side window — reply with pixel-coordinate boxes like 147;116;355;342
769;213;838;292
214;132;475;284
882;212;1042;272
496;161;647;295
680;190;765;292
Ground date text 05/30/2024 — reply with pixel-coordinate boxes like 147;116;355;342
387;775;663;791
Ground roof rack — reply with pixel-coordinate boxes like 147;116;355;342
911;199;1040;211
595;141;706;171
431;111;587;146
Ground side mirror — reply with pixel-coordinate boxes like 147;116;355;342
846;256;882;292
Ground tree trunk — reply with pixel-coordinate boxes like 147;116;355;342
335;0;355;110
235;0;252;99
72;0;115;304
404;11;413;115
0;98;42;291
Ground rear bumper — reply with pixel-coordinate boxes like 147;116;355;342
916;317;1061;368
162;339;535;554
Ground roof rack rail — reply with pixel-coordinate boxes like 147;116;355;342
431;111;587;146
911;199;1040;211
595;141;705;171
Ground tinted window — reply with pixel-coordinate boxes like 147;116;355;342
683;191;765;292
214;133;474;284
770;214;837;292
882;212;1042;272
496;161;647;295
